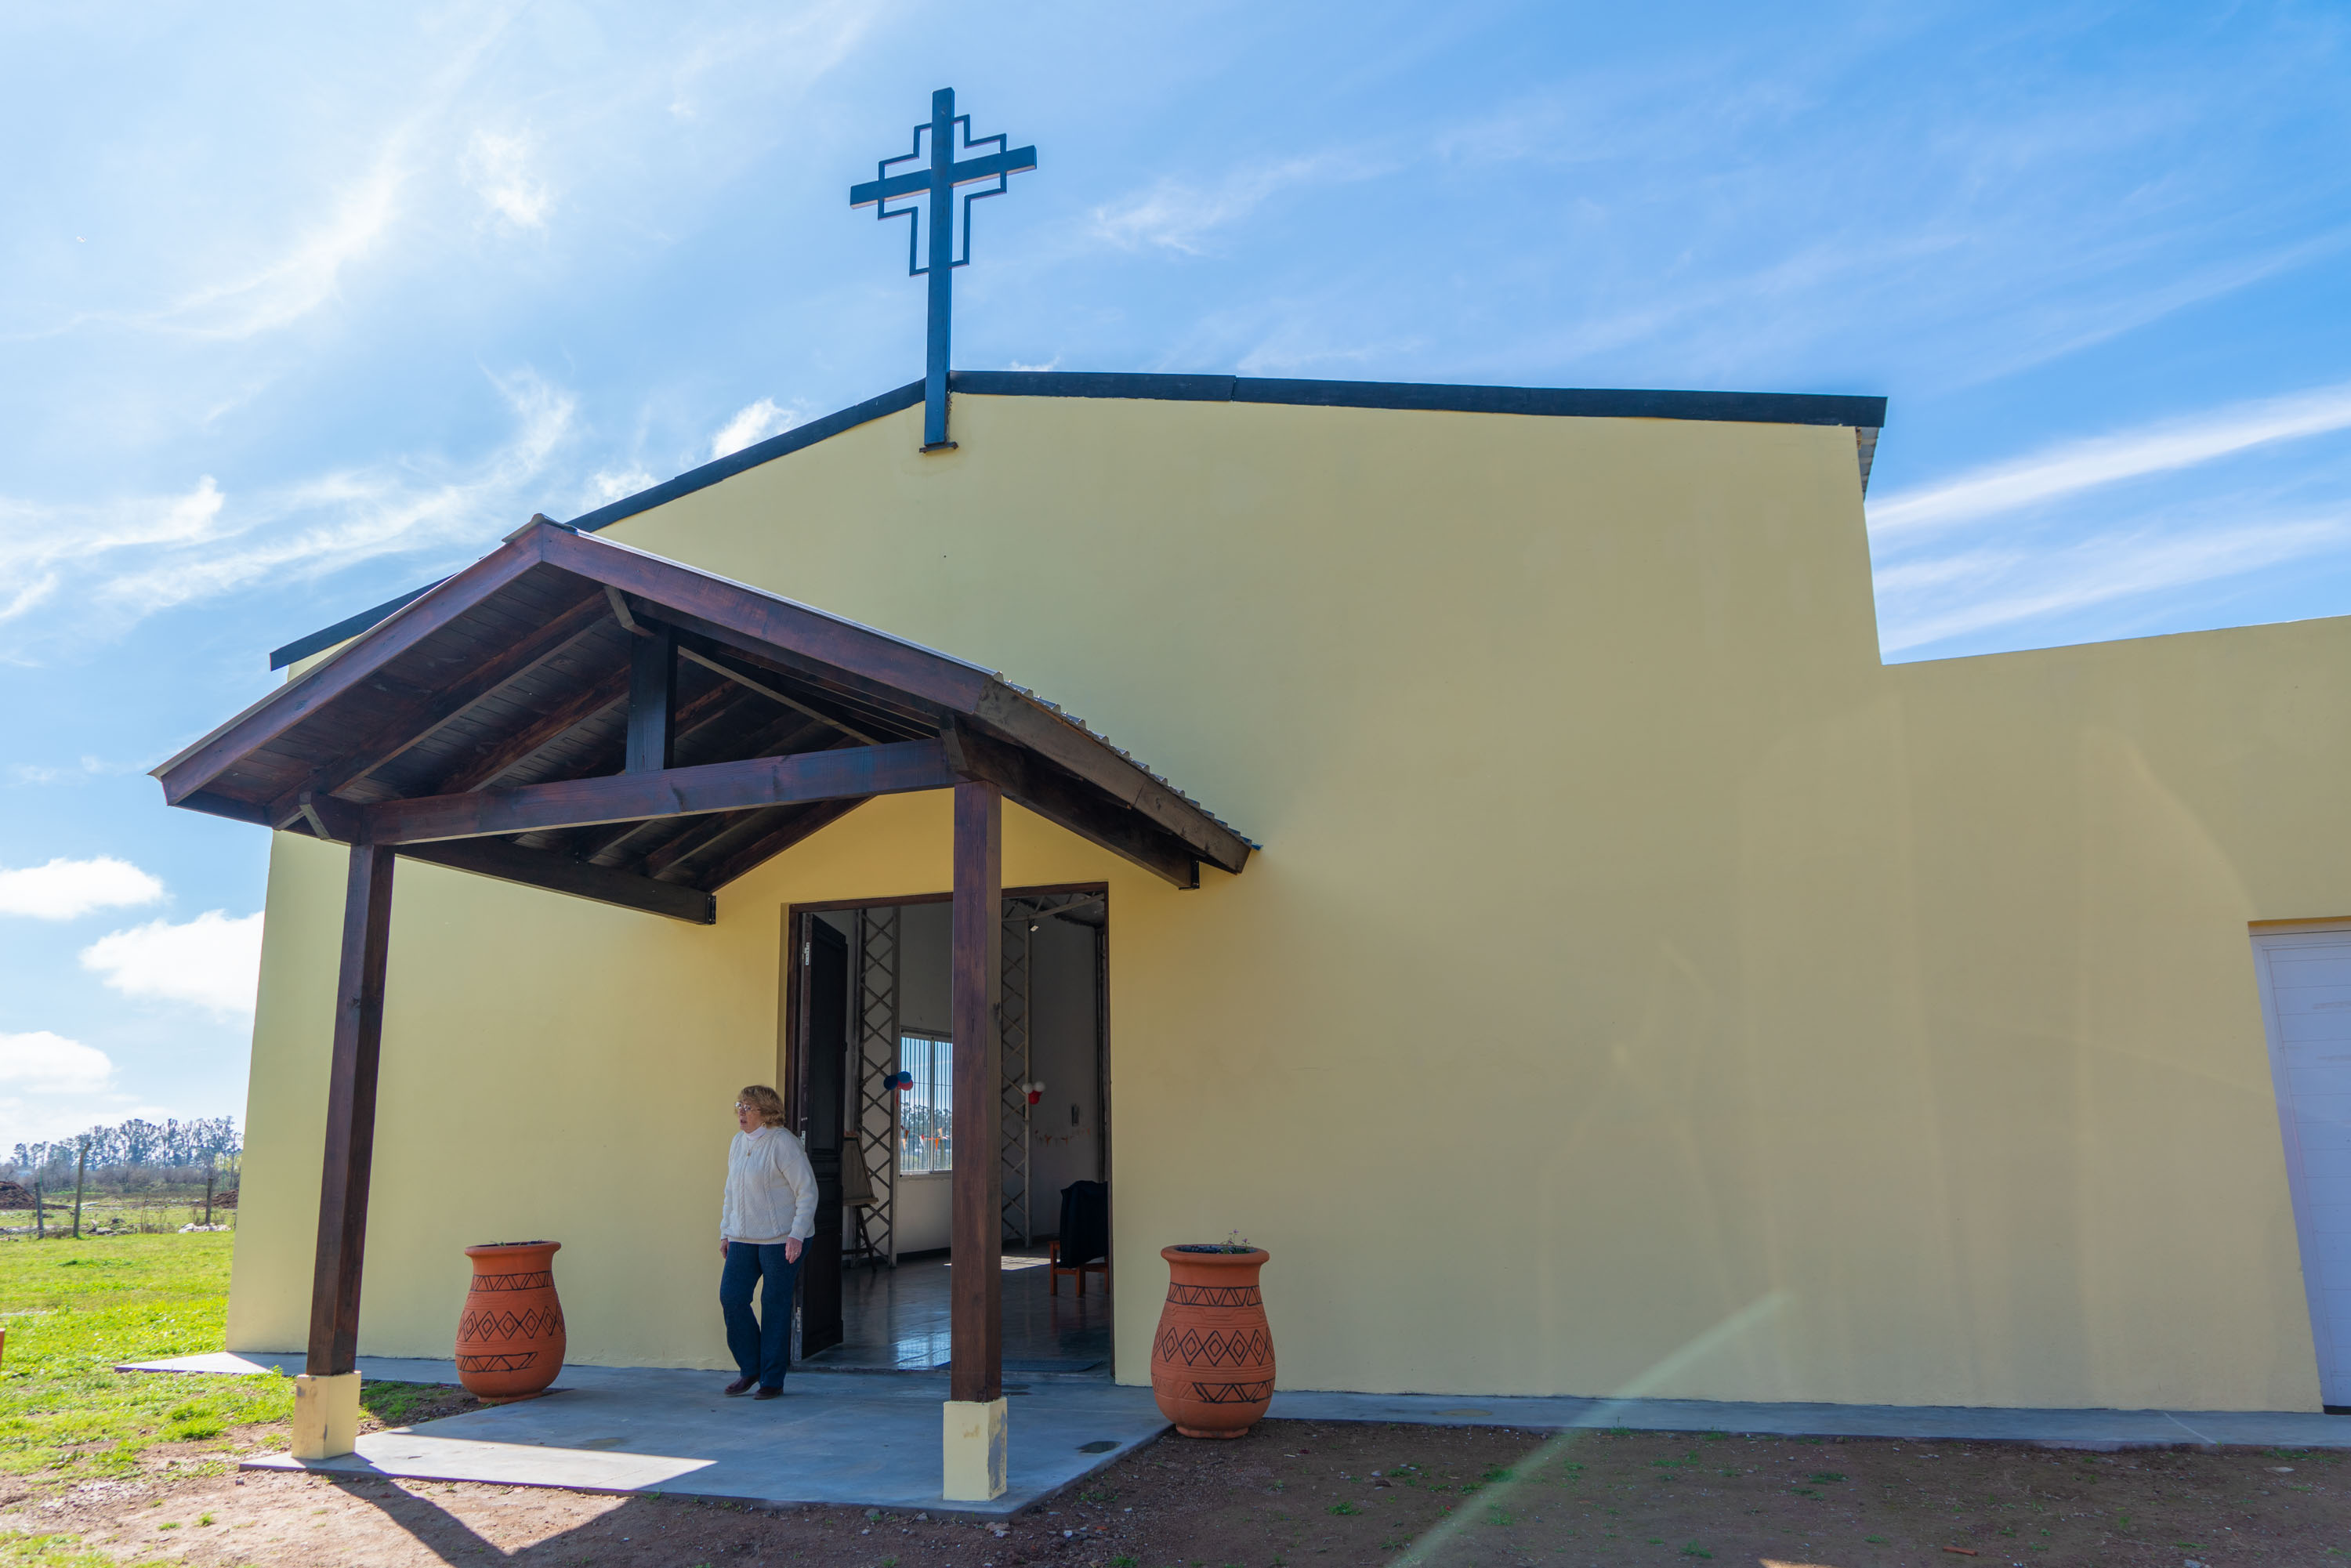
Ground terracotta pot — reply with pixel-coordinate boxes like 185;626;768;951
1150;1245;1273;1438
456;1240;566;1401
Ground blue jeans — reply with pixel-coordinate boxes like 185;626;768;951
719;1240;799;1389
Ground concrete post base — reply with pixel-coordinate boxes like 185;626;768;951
941;1397;1008;1501
292;1371;362;1461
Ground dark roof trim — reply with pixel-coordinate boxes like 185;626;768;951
269;370;1887;669
566;380;929;535
955;371;1886;429
270;581;444;671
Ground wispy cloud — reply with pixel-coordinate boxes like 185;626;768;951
709;398;796;460
1089;154;1388;255
462;129;554;230
585;466;657;506
1876;516;2349;654
1871;381;2351;535
146;152;408;339
0;479;226;625
0;371;576;647
7;757;139;787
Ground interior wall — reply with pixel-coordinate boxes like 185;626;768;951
1023;912;1103;1237
887;900;952;1252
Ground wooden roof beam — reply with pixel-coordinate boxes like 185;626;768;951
968;686;1249;876
365;738;955;845
944;726;1198;889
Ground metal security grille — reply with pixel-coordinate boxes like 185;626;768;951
853;906;901;1265
999;907;1034;1247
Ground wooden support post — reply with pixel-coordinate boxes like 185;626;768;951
625;627;676;774
307;842;396;1378
949;780;1004;1405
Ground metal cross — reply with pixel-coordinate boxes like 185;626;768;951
850;89;1038;451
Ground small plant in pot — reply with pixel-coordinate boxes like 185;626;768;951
1150;1232;1273;1438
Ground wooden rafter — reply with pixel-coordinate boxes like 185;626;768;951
426;668;629;795
398;838;714;924
158;541;544;806
261;591;610;827
699;798;871;890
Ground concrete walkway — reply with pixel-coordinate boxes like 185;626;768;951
123;1352;2351;1516
128;1355;1164;1517
1266;1388;2351;1450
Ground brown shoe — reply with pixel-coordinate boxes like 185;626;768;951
723;1378;756;1397
753;1385;784;1400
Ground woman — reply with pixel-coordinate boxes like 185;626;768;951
719;1085;818;1399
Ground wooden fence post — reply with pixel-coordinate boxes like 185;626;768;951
71;1139;87;1240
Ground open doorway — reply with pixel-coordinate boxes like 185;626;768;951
783;885;1111;1378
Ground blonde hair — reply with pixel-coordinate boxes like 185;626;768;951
739;1085;788;1128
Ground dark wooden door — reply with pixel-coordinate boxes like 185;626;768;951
797;916;851;1356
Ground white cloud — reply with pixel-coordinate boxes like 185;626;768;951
463;129;553;229
1088;154;1385;255
0;857;165;920
79;911;266;1019
0;1031;114;1094
587;466;657;505
710;398;795;460
1871;381;2351;536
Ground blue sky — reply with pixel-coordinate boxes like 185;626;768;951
3;1;2348;1150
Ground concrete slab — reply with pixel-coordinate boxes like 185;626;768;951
125;1352;2351;1518
212;1362;1166;1516
1266;1388;2351;1450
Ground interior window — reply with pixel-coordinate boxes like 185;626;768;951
897;1032;953;1175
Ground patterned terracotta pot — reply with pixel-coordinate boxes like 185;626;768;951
456;1240;566;1401
1150;1245;1273;1438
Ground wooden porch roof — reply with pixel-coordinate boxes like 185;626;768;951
152;517;1252;921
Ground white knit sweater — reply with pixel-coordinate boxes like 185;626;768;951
720;1124;819;1244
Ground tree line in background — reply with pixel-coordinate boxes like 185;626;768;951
5;1116;241;1191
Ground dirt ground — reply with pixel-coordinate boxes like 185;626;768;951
7;1418;2349;1566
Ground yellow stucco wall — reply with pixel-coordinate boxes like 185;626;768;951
230;393;2342;1410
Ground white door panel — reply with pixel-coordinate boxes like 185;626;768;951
2269;957;2351;987
2254;931;2351;1408
2277;1012;2351;1044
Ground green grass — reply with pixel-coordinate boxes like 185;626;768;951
0;1530;176;1567
0;1233;290;1483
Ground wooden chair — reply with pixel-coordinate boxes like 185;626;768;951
1048;1239;1109;1297
842;1141;886;1272
1049;1179;1111;1296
